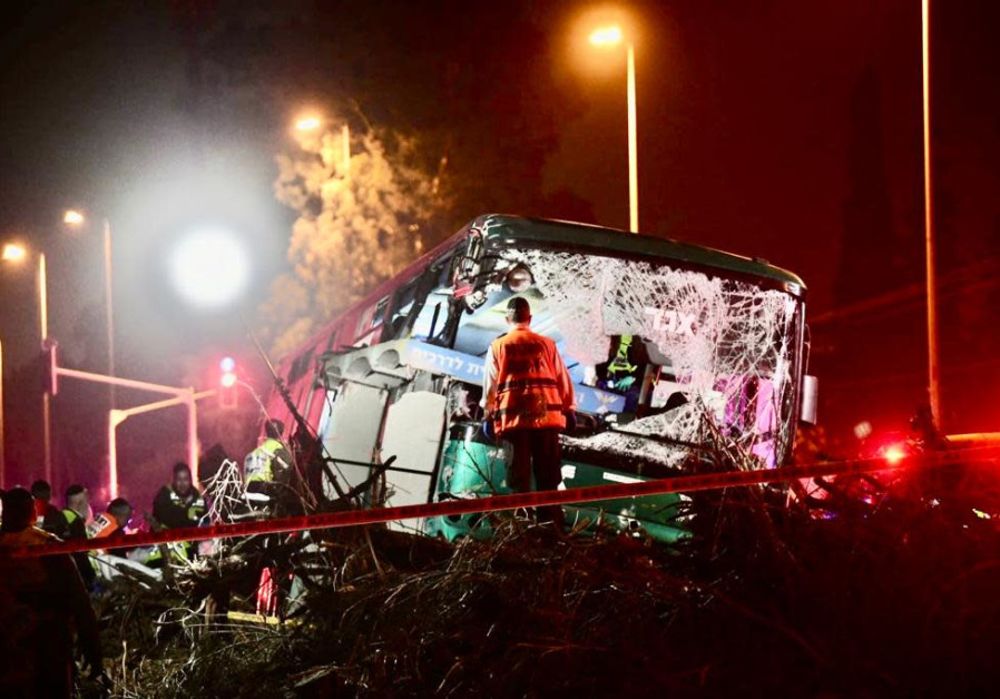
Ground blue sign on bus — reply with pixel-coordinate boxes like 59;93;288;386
399;340;625;415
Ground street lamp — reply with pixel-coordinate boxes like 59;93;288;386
2;242;27;262
62;209;116;407
292;111;351;174
589;25;623;46
63;209;86;227
1;242;51;482
294;114;322;132
588;24;639;233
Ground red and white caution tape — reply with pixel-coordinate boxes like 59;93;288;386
8;445;999;559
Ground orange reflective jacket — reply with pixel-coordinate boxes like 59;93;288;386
85;513;119;540
489;327;572;434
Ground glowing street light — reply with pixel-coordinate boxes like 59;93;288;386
294;114;322;132
2;242;26;262
168;227;251;309
589;25;623;46
63;209;86;227
588;24;639;233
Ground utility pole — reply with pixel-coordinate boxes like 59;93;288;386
0;338;5;489
626;42;638;233
38;252;52;483
921;0;941;427
103;218;116;409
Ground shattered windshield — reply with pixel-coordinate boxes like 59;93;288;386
455;247;802;469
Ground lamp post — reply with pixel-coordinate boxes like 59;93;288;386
63;210;116;409
38;251;51;482
2;242;52;482
0;337;4;489
589;25;639;233
920;0;941;428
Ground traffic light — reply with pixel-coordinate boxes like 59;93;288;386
41;339;58;396
219;356;238;409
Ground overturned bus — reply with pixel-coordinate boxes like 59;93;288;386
262;215;813;542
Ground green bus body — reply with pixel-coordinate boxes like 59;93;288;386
305;215;807;545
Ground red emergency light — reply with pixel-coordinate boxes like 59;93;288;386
882;444;907;465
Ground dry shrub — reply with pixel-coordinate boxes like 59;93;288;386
100;457;1000;698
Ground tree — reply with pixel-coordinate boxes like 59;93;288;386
258;120;450;356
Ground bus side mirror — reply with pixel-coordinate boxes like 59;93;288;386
800;375;818;425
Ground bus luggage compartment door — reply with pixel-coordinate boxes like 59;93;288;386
379;391;447;530
320;382;387;503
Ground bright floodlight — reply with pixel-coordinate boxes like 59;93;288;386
294;114;322;132
219;356;236;373
589;25;623;46
168;228;250;309
2;242;27;262
63;209;85;226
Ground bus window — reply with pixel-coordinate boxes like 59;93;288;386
371;296;390;328
286;348;315;385
387;255;458;343
387;279;419;339
354;295;390;346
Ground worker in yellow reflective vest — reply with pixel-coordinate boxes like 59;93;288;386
153;462;206;529
146;462;206;565
245;419;293;495
60;484;96;589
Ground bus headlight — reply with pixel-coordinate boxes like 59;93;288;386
505;265;533;292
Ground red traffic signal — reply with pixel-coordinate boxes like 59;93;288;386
219;356;238;409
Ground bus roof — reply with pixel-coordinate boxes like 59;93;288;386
473;214;806;295
274;213;807;365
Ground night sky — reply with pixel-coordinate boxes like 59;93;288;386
1;1;997;494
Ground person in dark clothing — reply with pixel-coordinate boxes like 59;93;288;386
149;463;206;566
153;462;206;530
30;479;66;535
0;487;103;697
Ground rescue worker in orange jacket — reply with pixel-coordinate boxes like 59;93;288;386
482;297;575;527
86;497;133;541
